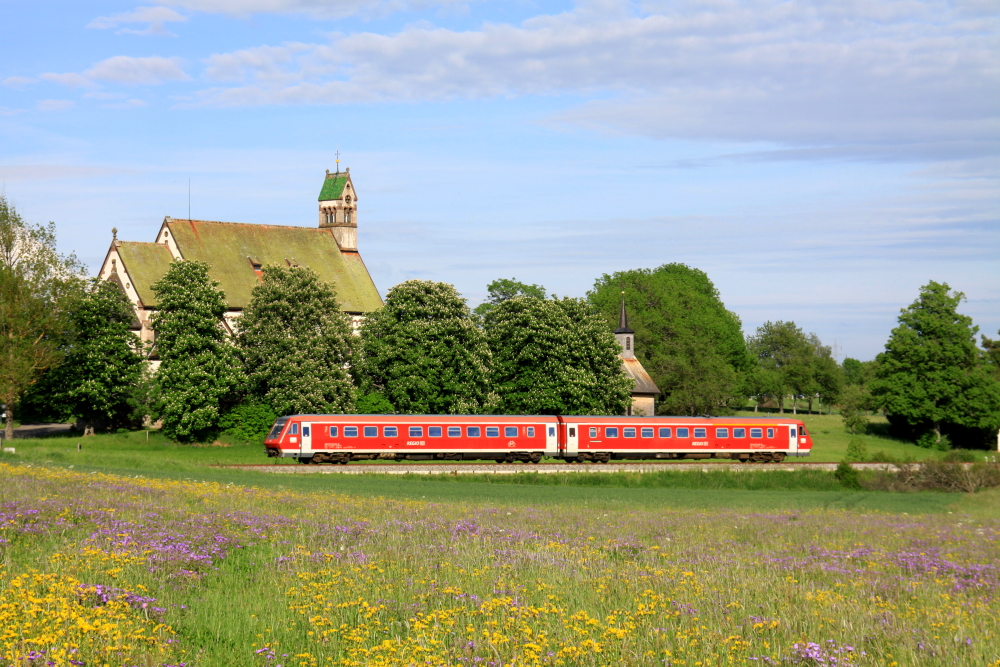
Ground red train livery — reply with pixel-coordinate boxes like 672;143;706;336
264;414;812;464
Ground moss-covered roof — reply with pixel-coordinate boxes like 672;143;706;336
165;219;382;313
116;242;175;307
622;357;661;395
318;174;349;201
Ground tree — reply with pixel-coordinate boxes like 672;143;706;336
982;331;1000;381
237;266;356;416
588;264;752;416
360;280;493;414
485;296;632;415
838;384;871;435
809;333;843;414
473;278;547;318
150;261;242;442
747;321;814;414
842;358;865;386
871;281;1000;448
0;194;82;441
40;280;145;434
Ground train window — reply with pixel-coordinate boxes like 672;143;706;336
344;426;358;437
676;428;689;438
605;427;619;438
659;427;672;438
384;426;398;437
428;426;443;438
505;426;518;437
268;418;288;440
641;428;654;438
409;426;423;437
364;426;377;437
800;426;807;435
693;428;707;438
590;427;598;437
290;423;299;435
328;426;338;437
767;428;774;438
624;427;636;438
734;428;746;438
750;428;762;438
447;426;462;437
716;428;729;438
527;427;535;437
548;427;556;437
467;426;481;437
303;426;310;437
486;427;500;438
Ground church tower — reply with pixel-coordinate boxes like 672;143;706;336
614;293;661;416
318;167;357;251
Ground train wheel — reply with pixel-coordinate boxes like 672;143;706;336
529;453;542;464
495;458;506;464
772;453;786;463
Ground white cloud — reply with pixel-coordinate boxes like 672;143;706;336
87;6;188;36
2;76;37;88
37;99;76;111
0;106;26;116
190;0;998;160
85;55;190;85
159;0;472;20
39;72;96;89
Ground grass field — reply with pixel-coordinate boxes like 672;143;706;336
0;462;997;667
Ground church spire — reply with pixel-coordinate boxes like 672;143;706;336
613;292;635;359
614;291;634;334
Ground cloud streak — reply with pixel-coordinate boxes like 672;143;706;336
188;0;997;159
87;6;188;36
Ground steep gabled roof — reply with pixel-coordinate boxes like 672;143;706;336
622;357;661;395
115;241;175;307
164;219;382;312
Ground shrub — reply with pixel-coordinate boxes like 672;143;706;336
219;401;277;443
942;449;978;463
917;431;952;451
834;461;861;489
861;461;1000;493
843;438;868;463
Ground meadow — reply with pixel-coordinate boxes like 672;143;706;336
0;462;998;667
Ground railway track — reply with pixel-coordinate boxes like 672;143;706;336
215;461;906;475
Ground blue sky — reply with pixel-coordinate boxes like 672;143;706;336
2;0;997;361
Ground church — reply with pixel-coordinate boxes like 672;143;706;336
613;296;661;416
98;168;383;347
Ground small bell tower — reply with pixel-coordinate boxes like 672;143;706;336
614;292;635;359
318;160;357;251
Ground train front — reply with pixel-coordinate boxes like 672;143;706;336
264;416;294;459
795;422;814;457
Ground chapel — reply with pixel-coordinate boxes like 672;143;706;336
98;167;383;348
613;295;661;416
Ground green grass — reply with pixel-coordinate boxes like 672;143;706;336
3;424;996;515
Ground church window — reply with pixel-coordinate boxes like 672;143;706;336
626;336;631;350
345;210;352;225
325;210;335;225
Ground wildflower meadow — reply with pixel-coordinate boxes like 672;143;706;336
0;461;997;666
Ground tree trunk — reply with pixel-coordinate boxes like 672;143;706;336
84;421;95;437
754;400;758;413
934;422;941;444
779;396;784;414
808;396;814;414
792;396;797;414
3;407;12;443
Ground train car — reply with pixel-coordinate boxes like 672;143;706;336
265;414;560;464
558;415;812;463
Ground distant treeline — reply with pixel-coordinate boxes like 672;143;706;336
3;194;998;448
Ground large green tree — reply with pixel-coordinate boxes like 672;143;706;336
150;261;242;442
871;281;1000;448
589;264;751;416
38;280;145;434
360;280;493;414
747;321;814;413
0;194;81;441
485;296;632;415
237;265;356;416
473;278;547;319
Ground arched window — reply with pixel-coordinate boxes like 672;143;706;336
325;210;335;225
345;210;352;225
626;336;631;350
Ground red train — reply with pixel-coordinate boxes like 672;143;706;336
264;414;812;464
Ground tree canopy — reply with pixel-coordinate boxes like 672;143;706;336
589;264;751;416
871;281;1000;448
473;278;547;318
0;194;82;441
237;265;356;416
150;261;242;442
485;296;632;415
747;321;817;414
360;280;493;414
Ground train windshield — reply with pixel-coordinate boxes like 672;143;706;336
267;417;288;441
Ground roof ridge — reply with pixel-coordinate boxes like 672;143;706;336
169;218;316;230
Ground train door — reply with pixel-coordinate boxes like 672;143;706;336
564;423;579;458
787;424;798;456
300;422;314;458
546;423;560;457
